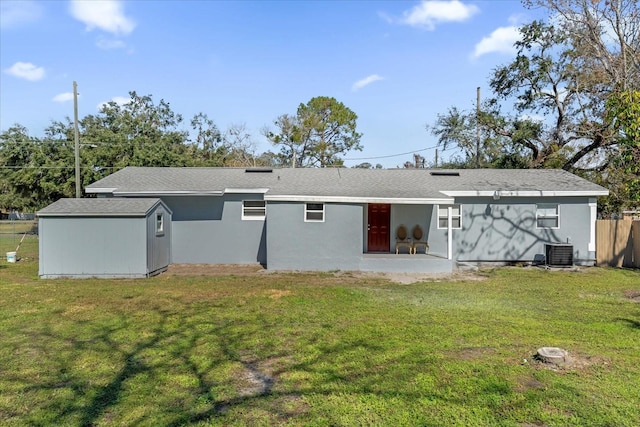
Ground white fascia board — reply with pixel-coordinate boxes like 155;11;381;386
440;190;609;197
147;199;173;215
224;188;269;194
84;187;117;194
264;195;454;204
113;190;224;197
38;212;147;218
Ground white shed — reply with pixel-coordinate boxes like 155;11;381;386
38;198;171;278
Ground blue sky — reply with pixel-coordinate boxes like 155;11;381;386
1;0;546;167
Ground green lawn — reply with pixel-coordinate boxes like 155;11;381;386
1;261;639;426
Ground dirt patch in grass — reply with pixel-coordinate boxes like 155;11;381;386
531;351;610;371
624;290;640;302
344;270;487;284
233;354;310;421
165;264;488;284
449;346;496;361
515;376;546;392
235;354;297;400
166;264;266;276
238;361;274;397
266;289;292;299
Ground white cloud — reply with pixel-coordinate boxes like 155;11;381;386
472;26;520;58
397;1;479;30
97;96;131;110
520;113;545;123
4;62;45;81
69;0;135;36
52;92;75;103
0;0;43;29
352;74;384;92
96;37;126;50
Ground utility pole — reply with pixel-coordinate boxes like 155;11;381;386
476;86;481;169
435;149;438;168
73;81;81;198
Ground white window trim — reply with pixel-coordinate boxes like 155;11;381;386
535;203;560;229
304;203;325;222
155;212;164;235
242;200;266;220
536;203;560;230
437;204;461;230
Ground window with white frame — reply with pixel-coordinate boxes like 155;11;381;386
305;203;324;222
437;204;461;229
536;203;559;228
156;212;164;234
242;200;266;220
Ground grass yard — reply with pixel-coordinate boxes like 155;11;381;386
1;261;639;426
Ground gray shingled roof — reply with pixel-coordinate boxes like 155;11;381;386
84;167;608;200
38;198;166;217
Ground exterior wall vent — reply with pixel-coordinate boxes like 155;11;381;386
545;243;573;267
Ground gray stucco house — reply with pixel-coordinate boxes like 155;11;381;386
46;166;609;276
38;198;172;278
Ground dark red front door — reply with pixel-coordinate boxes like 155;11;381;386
368;204;390;252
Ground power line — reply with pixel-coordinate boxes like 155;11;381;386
344;145;438;161
2;138;464;166
344;143;460;161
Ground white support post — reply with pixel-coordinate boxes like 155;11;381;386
588;198;597;252
447;206;453;260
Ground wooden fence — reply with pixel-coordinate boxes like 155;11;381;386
596;220;640;268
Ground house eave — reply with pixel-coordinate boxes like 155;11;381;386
264;195;455;204
113;190;224;197
440;190;609;197
85;187;117;194
37;212;149;218
224;188;269;194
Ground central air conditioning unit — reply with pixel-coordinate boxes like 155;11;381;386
545;243;574;267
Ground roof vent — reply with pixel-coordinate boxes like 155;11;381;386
245;168;273;173
430;171;460;176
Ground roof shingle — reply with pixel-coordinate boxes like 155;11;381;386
84;167;608;199
38;198;167;217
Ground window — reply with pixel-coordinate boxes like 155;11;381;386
156;212;164;234
437;205;461;229
305;203;324;222
536;204;559;228
242;200;266;220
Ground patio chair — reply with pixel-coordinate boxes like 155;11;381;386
411;225;429;254
395;224;412;254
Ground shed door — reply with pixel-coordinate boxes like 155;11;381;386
368;204;390;252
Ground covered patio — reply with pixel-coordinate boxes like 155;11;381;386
364;201;458;264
